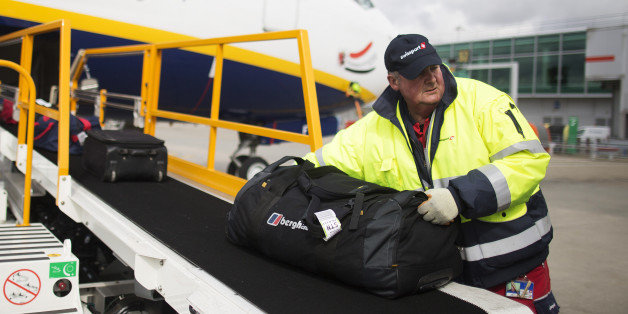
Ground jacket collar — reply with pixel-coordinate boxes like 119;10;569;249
373;64;458;123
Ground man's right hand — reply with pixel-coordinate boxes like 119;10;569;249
417;188;459;225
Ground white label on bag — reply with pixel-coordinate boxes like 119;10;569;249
315;209;341;241
77;131;88;145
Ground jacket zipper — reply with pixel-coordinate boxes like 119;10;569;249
424;110;436;178
505;109;525;139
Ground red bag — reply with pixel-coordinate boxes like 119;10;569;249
1;99;17;124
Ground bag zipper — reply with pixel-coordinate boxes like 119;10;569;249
505;109;525;139
308;183;390;200
390;201;404;267
309;185;359;199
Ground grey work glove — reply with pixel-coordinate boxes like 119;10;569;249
417;188;459;225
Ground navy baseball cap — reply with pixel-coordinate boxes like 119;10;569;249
384;34;442;80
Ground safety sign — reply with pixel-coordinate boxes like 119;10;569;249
50;261;77;278
3;269;41;305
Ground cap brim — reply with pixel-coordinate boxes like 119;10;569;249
398;51;442;80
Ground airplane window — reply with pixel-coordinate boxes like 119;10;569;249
354;0;374;9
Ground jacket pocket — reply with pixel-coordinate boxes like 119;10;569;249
505;109;525;139
370;158;402;190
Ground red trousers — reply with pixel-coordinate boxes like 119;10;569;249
488;261;558;313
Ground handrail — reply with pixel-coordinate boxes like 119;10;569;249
73;30;323;196
0;22;319;220
73;89;142;128
0;20;67;42
154;30;322;195
70;45;152;116
0;20;72;211
0;60;37;226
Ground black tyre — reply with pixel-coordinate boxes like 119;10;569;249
237;157;268;180
227;155;249;175
105;294;166;314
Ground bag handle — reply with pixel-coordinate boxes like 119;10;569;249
348;192;364;230
302;195;326;238
265;156;312;172
76;116;92;131
301;192;366;238
34;120;55;141
263;156;314;196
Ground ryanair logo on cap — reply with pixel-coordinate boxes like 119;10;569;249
400;42;426;60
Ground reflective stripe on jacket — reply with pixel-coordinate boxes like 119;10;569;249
304;66;553;287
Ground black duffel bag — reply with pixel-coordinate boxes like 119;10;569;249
226;156;462;298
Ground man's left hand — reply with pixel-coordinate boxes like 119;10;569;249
417;188;459;225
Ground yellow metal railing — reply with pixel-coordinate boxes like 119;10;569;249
0;60;36;226
1;21;321;221
70;44;153;116
0;20;72;225
73;30;323;196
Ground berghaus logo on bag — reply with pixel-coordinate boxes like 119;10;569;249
267;213;309;231
267;213;283;226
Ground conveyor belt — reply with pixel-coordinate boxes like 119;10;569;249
8;124;486;313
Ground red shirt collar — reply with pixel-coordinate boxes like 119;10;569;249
413;117;430;148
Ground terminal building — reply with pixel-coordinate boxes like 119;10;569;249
433;17;628;139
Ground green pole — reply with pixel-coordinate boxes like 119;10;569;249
566;116;579;154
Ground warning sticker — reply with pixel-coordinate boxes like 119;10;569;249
50;261;77;278
3;269;41;305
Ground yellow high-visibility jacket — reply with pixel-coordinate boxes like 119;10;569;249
305;66;553;288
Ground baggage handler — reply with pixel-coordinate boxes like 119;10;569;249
304;34;559;313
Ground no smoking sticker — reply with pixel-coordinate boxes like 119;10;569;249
3;269;41;305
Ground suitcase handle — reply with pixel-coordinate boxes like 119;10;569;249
118;149;158;157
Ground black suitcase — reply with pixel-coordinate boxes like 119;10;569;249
82;129;168;182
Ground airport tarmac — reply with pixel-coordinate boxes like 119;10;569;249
156;122;628;314
542;155;628;314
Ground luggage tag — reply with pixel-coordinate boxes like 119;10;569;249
314;209;341;241
505;276;534;300
77;131;88;145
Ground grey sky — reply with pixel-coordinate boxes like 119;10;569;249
371;0;628;44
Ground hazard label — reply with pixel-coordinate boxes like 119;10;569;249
3;269;41;305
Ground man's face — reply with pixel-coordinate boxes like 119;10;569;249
388;65;445;108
